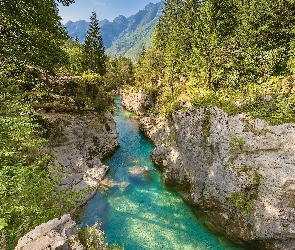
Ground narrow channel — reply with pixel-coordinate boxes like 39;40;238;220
80;97;245;250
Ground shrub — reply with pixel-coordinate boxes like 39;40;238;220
0;77;79;249
78;223;124;250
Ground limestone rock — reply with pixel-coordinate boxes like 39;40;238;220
121;88;153;116
41;111;119;205
15;214;83;250
122;90;295;249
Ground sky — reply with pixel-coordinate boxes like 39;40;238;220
58;0;160;24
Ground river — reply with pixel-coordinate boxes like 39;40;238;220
80;97;246;250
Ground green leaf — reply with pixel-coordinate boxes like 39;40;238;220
0;218;8;231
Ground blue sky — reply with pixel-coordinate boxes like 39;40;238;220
58;0;160;24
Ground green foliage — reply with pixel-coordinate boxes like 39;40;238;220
135;48;164;90
0;78;78;249
62;72;113;113
83;11;107;75
61;39;84;74
103;57;135;91
191;76;295;125
227;192;253;214
229;136;245;150
202;109;211;137
252;170;261;184
0;219;8;231
0;0;71;74
191;0;238;89
78;223;108;250
228;179;260;216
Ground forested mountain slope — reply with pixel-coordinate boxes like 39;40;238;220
65;1;164;60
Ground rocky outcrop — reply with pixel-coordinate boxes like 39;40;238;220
15;214;83;250
122;91;295;250
41;111;119;205
121;88;153;116
16;110;119;250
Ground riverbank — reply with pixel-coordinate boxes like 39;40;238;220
15;106;119;249
42;110;119;205
80;97;245;250
121;88;295;250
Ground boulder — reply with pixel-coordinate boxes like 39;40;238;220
15;214;83;250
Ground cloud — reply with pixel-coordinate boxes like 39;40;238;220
93;0;106;5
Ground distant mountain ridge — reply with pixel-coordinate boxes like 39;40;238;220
65;1;164;61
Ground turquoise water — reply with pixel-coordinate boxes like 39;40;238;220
80;97;246;250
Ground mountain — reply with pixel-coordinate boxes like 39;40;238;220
65;20;89;43
106;2;164;61
65;1;164;61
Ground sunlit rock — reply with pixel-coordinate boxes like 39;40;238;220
15;214;83;250
122;90;295;250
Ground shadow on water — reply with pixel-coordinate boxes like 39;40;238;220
80;96;248;250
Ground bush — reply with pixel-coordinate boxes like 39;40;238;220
0;77;79;249
62;72;113;113
78;223;124;250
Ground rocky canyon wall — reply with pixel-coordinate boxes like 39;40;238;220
42;110;119;205
122;89;295;250
15;108;119;249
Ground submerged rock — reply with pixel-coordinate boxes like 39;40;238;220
128;165;149;175
122;91;295;250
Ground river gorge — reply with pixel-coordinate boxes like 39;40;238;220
15;94;295;250
80;97;246;250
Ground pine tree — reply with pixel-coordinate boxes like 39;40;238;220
83;11;106;75
237;0;295;78
192;0;239;89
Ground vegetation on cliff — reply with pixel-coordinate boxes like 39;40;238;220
0;1;130;248
133;0;295;124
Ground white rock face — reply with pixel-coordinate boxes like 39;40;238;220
121;88;153;116
15;214;83;250
122;91;295;249
42;111;119;205
18;111;119;250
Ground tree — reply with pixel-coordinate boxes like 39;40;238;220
62;38;84;74
0;0;73;74
191;0;239;89
104;56;135;90
83;11;106;75
237;0;295;79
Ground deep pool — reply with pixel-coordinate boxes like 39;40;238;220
80;97;246;250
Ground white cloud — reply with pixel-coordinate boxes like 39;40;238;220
93;0;106;5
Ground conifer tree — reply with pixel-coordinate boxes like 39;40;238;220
192;0;238;89
83;11;106;75
237;0;295;78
